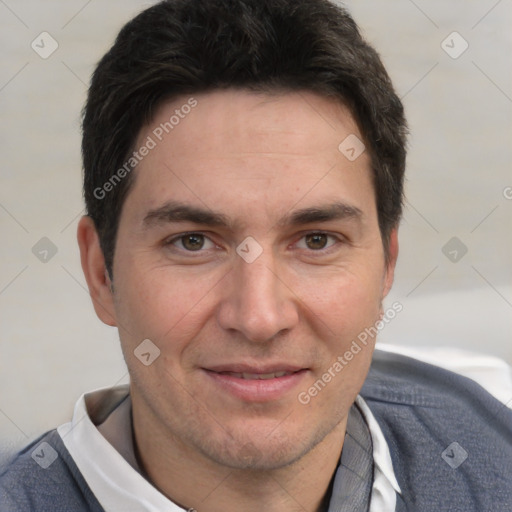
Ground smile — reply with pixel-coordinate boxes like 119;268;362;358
203;367;308;402
218;371;293;380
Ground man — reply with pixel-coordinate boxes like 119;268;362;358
1;0;511;510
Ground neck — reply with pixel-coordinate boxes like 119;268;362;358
132;403;346;512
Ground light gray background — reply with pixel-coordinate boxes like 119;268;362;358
1;0;511;452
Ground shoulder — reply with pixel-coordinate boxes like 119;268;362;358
363;348;512;510
0;429;104;512
365;347;511;416
363;348;512;433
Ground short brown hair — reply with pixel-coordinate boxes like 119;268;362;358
82;0;407;277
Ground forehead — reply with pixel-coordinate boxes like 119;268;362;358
150;89;362;155
124;89;375;226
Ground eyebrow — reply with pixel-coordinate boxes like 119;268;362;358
279;202;363;228
142;200;363;230
143;201;232;228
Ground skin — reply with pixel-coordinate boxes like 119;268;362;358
78;89;398;512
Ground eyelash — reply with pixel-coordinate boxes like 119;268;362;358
166;232;217;253
164;231;344;255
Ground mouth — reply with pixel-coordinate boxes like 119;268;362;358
216;370;295;380
202;365;308;402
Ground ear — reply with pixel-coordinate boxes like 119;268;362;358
382;227;399;298
77;216;117;327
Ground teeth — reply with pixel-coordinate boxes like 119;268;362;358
223;371;290;379
271;371;288;378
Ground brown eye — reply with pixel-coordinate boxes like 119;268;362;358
180;234;205;251
305;233;328;250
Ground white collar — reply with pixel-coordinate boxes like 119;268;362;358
355;395;402;511
58;386;401;512
58;386;185;512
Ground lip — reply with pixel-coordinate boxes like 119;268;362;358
206;363;305;374
202;365;308;403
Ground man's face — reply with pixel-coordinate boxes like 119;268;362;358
106;90;396;470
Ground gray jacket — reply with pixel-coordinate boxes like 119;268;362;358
1;350;511;511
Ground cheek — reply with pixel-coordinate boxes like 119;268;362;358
296;266;384;340
295;272;380;414
113;262;223;351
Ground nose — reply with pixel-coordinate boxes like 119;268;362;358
216;250;299;342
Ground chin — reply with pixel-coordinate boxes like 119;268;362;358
199;429;313;472
216;448;300;472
